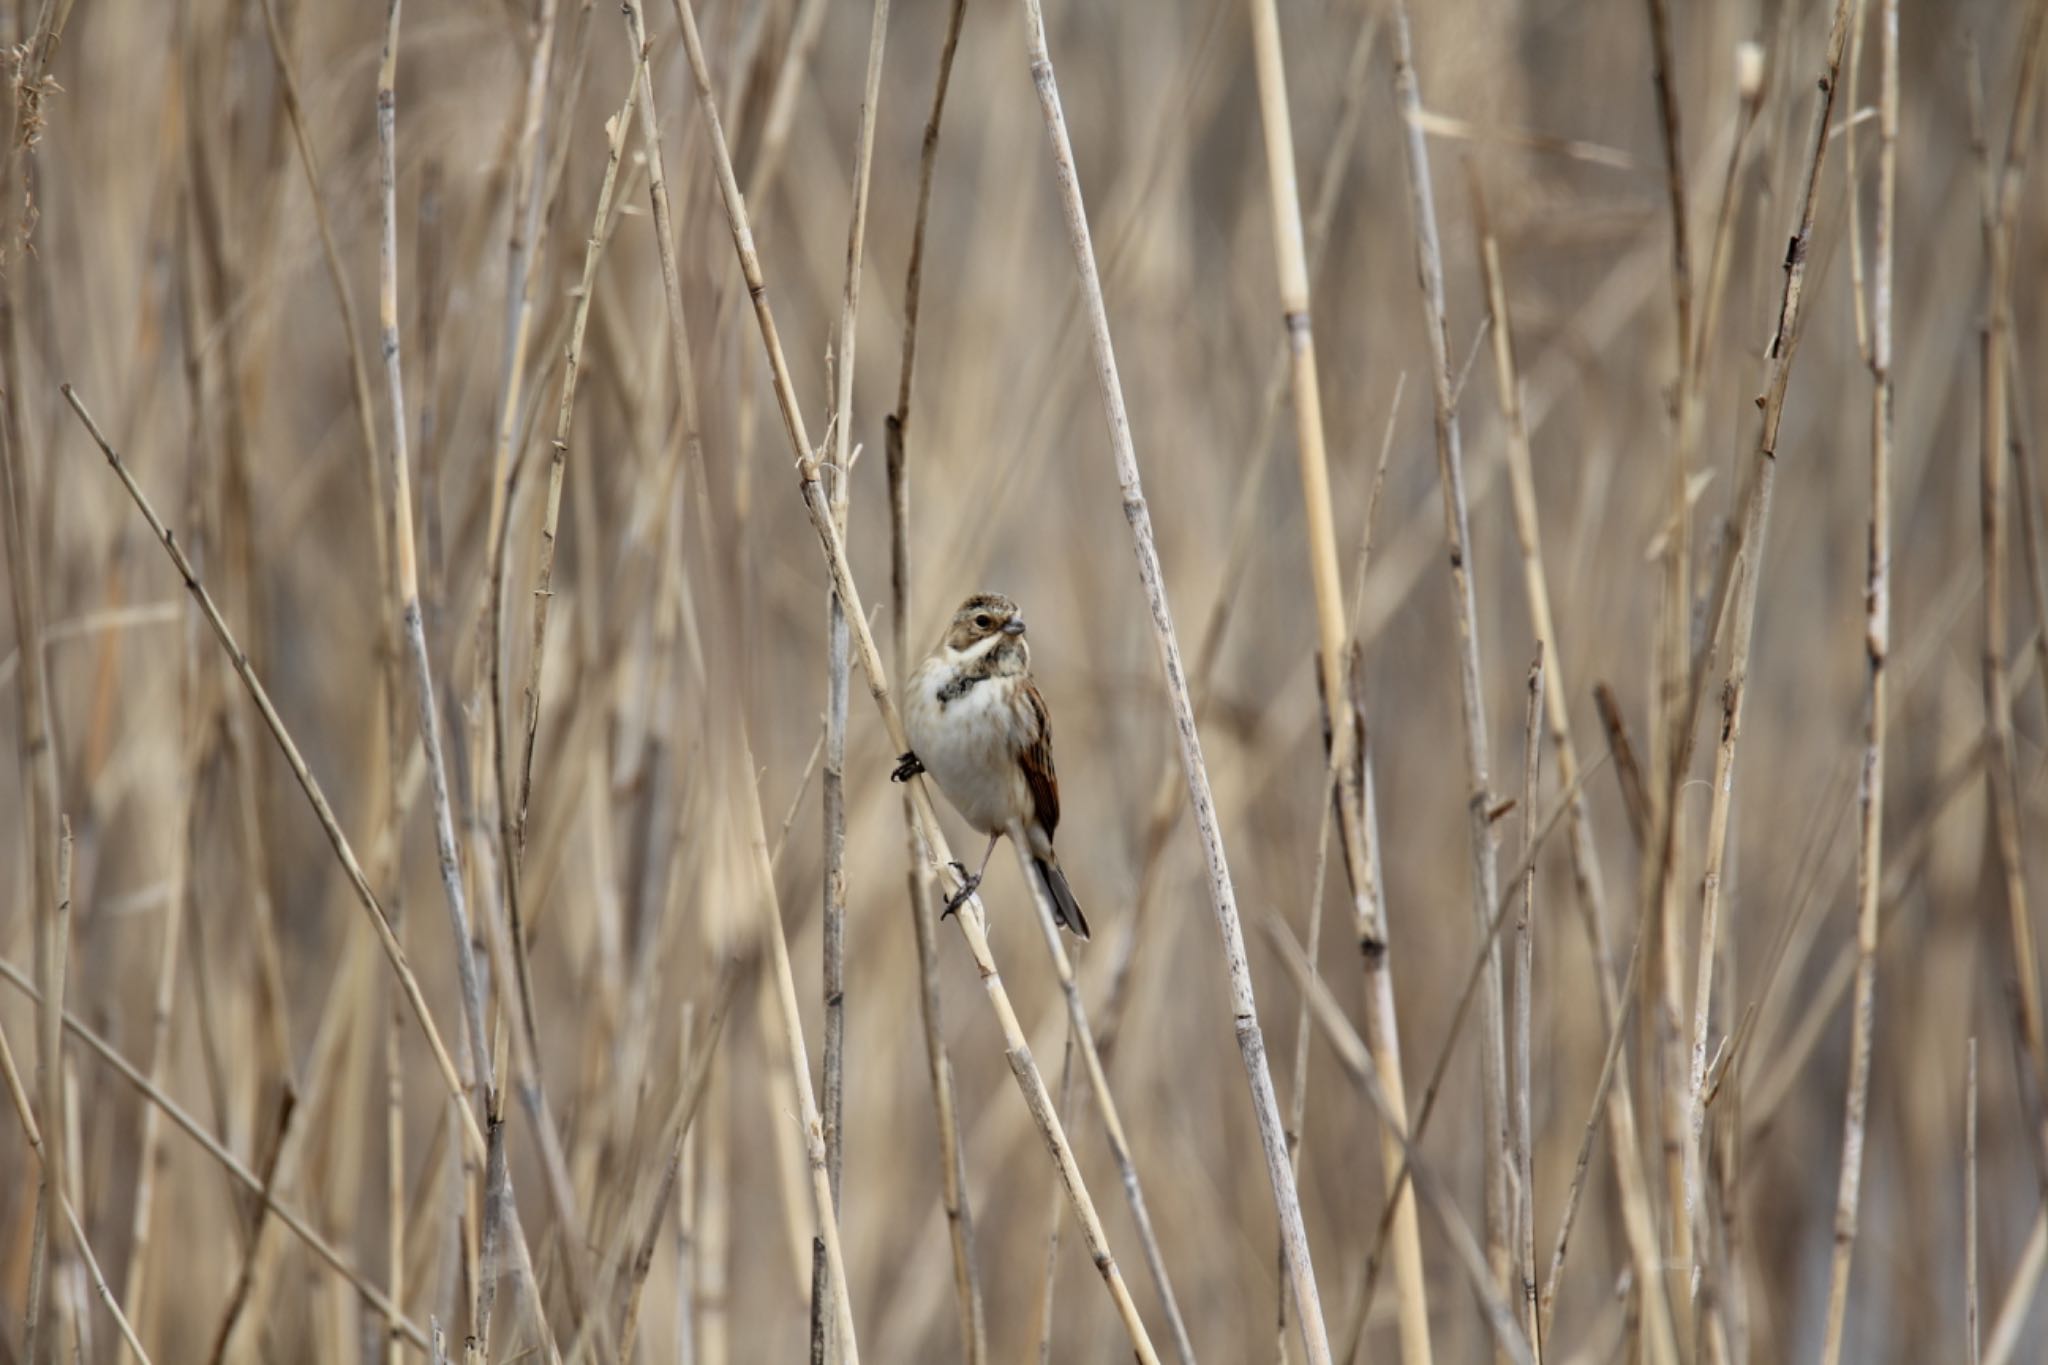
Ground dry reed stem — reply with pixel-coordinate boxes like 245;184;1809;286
1265;921;1532;1365
0;955;431;1349
1640;0;1699;1305
1009;837;1198;1362
664;0;1161;1356
616;962;740;1364
1018;1;1329;1356
374;0;498;1137
1035;1022;1080;1365
1683;0;1851;1326
1290;378;1399;1362
1342;753;1597;1359
1515;653;1542;1361
1815;2;1894;1358
1978;0;2048;1092
1467;170;1676;1365
818;6;891;1359
372;14;565;1353
0;1009;151;1364
515;72;639;863
736;733;862;1362
1389;2;1510;1329
0;206;63;1363
1466;170;1671;1365
67;388;492;1130
884;1;987;1355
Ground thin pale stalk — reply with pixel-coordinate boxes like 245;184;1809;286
1036;1024;1080;1365
1516;653;1543;1361
1817;5;1895;1358
818;6;891;1358
738;735;861;1363
1967;1038;1981;1365
1978;0;2048;1088
1011;838;1198;1363
1390;3;1508;1329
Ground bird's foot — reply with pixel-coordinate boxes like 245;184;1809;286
941;870;982;919
891;751;926;783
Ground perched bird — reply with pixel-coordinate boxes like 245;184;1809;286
892;593;1089;939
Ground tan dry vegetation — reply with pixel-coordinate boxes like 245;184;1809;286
0;0;2044;1362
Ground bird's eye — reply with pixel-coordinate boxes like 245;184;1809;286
974;614;992;630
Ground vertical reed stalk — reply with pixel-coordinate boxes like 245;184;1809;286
885;1;987;1355
1816;5;1895;1358
1389;3;1510;1330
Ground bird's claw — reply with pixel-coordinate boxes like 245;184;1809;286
941;872;981;919
891;750;926;783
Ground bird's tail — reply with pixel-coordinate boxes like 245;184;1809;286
1034;856;1090;940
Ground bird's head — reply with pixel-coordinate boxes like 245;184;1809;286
942;592;1029;667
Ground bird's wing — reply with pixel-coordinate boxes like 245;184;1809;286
1019;680;1060;840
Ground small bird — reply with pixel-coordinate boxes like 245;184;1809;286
892;593;1089;939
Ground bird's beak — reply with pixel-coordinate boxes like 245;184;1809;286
1001;618;1027;636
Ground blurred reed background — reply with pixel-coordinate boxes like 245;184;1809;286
0;0;2042;1361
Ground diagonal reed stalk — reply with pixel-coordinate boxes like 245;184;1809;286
663;0;1161;1355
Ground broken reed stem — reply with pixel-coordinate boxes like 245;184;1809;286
60;386;489;1171
1018;1;1329;1357
1816;5;1894;1359
1009;838;1198;1364
1979;0;2048;1091
0;955;431;1349
1516;652;1543;1360
1390;1;1510;1321
885;1;987;1356
1468;173;1676;1365
818;3;890;1357
664;0;1158;1354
